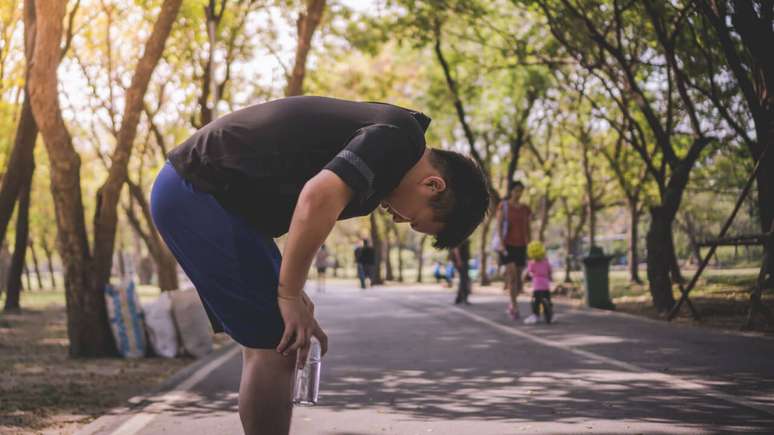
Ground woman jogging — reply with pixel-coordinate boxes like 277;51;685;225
496;181;532;320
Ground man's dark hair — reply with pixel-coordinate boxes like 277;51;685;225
427;149;492;249
510;180;525;192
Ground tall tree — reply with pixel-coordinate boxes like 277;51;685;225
698;0;774;285
286;0;327;96
189;0;261;127
600;122;650;283
369;211;384;284
28;0;182;356
92;0;183;296
4;180;30;311
537;0;716;311
39;230;56;289
0;0;40;257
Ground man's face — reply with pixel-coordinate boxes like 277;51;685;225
381;174;447;236
380;197;444;236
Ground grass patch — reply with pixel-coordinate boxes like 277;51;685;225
556;267;772;333
1;285;164;311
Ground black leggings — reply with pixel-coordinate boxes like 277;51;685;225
531;290;553;322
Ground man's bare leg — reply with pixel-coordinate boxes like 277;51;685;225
239;347;296;435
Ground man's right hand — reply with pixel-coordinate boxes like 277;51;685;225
276;295;329;366
276;296;316;357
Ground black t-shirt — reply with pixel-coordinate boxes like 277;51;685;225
169;96;430;236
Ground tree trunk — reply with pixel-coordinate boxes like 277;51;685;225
28;0;114;356
478;213;492;285
0;246;10;295
4;180;31;311
669;230;684;284
701;0;774;294
537;192;553;242
645;136;709;312
755;125;774;271
28;238;43;290
627;197;642;284
396;245;404;282
369;212;383;285
581;138;596;248
384;226;394;282
116;244;126;278
0;91;37;249
198;1;217;126
91;0;182;298
24;263;32;292
416;234;427;283
393;227;404;282
285;0;326;97
40;236;56;289
564;211;573;283
646;206;677;312
125;180;179;290
156;253;178;290
0;0;39;250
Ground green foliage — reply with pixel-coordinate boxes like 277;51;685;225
0;0;766;294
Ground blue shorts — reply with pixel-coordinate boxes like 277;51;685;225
150;162;284;349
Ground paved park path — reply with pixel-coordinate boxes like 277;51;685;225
79;283;774;434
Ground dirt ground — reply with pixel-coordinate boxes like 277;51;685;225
0;304;229;435
613;292;774;333
551;274;774;334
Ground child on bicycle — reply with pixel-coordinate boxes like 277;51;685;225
524;240;553;324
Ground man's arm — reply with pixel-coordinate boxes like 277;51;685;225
275;169;352;358
279;169;352;299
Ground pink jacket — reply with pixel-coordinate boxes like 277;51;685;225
527;259;552;291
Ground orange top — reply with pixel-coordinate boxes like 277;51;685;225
504;202;531;247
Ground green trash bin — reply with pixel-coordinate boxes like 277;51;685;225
582;246;615;310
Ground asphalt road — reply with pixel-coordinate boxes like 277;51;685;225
79;282;774;435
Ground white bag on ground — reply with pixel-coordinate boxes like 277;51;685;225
143;291;179;358
104;280;147;358
169;288;213;358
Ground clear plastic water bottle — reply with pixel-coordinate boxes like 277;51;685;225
292;337;321;406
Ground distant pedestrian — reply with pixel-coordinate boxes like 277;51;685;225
453;239;471;305
331;257;340;277
354;239;375;289
314;244;330;293
444;259;455;287
524;241;553;324
433;261;444;283
495;181;531;320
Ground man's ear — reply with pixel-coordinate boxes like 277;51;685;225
422;176;446;194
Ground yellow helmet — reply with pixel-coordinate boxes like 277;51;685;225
527;240;546;260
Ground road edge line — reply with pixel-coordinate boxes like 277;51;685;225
75;342;240;435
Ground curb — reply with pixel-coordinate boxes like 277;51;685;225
74;341;239;435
